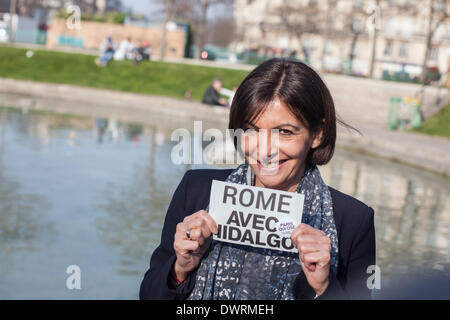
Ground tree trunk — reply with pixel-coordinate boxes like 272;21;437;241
368;0;380;78
9;0;16;44
159;1;173;61
420;0;435;83
195;2;209;60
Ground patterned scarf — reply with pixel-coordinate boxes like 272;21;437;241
188;162;338;300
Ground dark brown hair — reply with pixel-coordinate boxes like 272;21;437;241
229;58;351;167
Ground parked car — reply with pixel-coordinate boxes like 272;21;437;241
200;45;240;64
200;48;216;61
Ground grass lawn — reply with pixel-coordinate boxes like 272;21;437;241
412;103;450;139
0;45;249;101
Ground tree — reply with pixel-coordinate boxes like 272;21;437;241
340;1;375;75
366;0;381;78
204;17;236;48
192;0;233;59
155;0;232;59
270;0;322;62
420;0;449;82
155;0;198;60
157;0;176;61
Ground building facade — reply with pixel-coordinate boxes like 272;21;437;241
46;18;187;59
232;0;450;83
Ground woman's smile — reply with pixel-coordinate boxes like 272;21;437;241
256;158;288;175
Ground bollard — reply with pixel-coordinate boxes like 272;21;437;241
388;97;401;130
399;97;410;131
411;98;422;129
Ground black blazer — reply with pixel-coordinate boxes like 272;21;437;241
140;169;376;300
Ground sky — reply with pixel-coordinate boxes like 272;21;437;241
121;0;161;18
121;0;231;20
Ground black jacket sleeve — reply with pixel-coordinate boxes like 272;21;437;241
294;207;376;300
319;206;375;299
139;170;198;300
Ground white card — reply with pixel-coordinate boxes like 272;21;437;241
208;180;304;253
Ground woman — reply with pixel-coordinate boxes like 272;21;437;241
140;58;376;300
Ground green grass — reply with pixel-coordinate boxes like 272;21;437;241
0;45;249;101
412;103;450;139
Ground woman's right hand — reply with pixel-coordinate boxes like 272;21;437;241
173;210;218;282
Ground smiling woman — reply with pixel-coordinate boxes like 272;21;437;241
140;58;376;300
237;99;324;192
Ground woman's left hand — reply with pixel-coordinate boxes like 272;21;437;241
291;223;331;297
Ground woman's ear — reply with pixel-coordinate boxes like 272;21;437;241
311;119;325;149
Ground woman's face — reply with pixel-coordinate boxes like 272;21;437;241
241;99;322;192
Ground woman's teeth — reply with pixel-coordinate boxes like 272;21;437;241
260;160;285;168
262;162;279;168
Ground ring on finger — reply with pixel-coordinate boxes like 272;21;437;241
186;229;191;239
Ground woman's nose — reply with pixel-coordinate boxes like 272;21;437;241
257;130;279;162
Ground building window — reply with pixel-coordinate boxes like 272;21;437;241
428;47;439;60
399;43;408;57
384;41;393;56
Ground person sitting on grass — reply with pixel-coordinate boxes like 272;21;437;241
202;78;228;107
95;36;117;67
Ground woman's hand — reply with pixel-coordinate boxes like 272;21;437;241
291;223;332;297
173;210;218;282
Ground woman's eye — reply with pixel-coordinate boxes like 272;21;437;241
278;129;293;135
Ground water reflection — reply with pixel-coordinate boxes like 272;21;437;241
0;109;53;271
321;149;450;279
93;118;145;144
95;128;184;267
0;167;53;251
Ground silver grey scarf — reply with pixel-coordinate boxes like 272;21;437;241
188;162;338;300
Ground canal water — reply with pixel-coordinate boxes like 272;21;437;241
0;106;448;299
